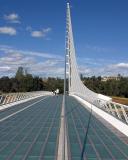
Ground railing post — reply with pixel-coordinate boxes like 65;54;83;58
113;104;122;120
120;105;128;124
108;103;116;116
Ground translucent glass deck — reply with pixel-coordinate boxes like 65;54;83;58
0;95;128;160
0;96;62;160
66;96;128;160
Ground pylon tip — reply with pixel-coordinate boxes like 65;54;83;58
67;2;70;7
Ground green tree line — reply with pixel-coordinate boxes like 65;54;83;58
0;67;64;93
0;67;128;98
82;76;128;98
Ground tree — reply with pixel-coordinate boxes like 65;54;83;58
15;67;24;80
0;77;11;92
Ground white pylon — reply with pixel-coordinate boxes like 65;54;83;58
66;3;111;103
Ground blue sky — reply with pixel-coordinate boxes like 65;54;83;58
0;0;128;77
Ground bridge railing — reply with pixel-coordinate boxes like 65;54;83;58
95;99;128;124
0;91;52;106
70;93;128;125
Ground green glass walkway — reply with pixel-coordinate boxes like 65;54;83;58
66;96;128;160
0;95;128;160
0;96;62;160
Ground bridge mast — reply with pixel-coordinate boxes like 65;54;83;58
62;3;71;160
66;3;71;92
65;2;100;103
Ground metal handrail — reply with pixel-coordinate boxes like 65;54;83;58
0;91;52;106
95;98;128;124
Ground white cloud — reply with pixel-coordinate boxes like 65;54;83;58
112;63;128;69
95;63;128;77
1;45;128;78
78;65;91;74
0;45;62;59
76;57;128;77
0;66;11;71
29;62;64;77
0;45;64;77
0;27;16;35
31;31;44;38
43;28;51;33
4;13;20;23
30;27;52;38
